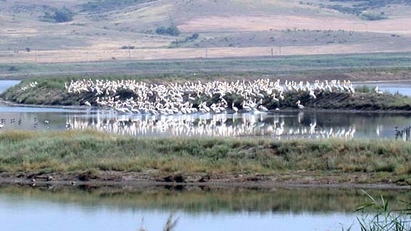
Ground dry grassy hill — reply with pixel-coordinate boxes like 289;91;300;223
1;0;411;64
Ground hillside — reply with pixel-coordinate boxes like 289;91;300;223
0;0;411;64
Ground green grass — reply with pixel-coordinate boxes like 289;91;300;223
1;130;411;184
2;52;411;79
353;190;411;231
355;85;375;94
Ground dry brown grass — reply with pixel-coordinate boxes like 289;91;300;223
1;0;411;64
3;44;411;64
181;15;411;41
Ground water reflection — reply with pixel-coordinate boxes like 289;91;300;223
0;108;410;139
2;183;409;214
66;111;360;139
0;184;409;231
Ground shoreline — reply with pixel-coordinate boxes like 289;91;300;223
2;76;411;113
2;98;411;114
1;75;411;191
2;171;410;190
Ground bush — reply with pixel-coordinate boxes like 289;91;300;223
156;25;181;36
361;12;387;21
41;7;74;23
8;66;18;72
54;7;74;22
355;85;374;93
191;33;199;40
121;45;135;49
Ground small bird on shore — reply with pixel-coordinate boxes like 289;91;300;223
374;86;383;94
232;102;239;113
296;100;305;110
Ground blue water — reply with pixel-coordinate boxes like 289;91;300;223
0;80;409;231
0;193;358;231
354;80;411;96
0;80;411;139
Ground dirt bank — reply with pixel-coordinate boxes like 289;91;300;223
2;171;410;190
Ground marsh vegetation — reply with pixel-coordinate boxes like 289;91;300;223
0;130;411;186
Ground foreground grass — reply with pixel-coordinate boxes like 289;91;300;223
1;130;411;184
350;191;411;231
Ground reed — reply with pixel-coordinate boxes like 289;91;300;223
354;191;411;231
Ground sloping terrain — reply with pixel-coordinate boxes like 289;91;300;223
0;0;411;64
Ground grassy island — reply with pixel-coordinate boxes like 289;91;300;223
2;74;411;112
0;130;411;186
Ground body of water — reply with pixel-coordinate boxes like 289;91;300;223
354;80;411;96
0;107;408;139
1;80;411;230
1;80;410;139
3;185;408;231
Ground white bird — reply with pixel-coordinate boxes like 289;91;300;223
139;218;146;231
296;100;305;110
232;102;239;113
309;90;316;99
84;101;92;107
374;86;383;94
258;105;268;112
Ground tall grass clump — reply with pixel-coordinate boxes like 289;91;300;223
355;85;374;93
354;190;411;231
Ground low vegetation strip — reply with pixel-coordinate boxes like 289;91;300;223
1;130;411;185
2;53;411;77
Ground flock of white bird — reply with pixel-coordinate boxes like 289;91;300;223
62;78;361;139
20;81;38;91
65;78;358;115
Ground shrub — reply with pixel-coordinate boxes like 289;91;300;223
41;7;74;23
360;12;387;21
156;25;180;36
191;33;199;40
8;66;18;72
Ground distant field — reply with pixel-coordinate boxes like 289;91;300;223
0;0;411;65
1;53;411;81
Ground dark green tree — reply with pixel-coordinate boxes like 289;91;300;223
42;7;74;23
53;7;74;22
155;25;180;36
